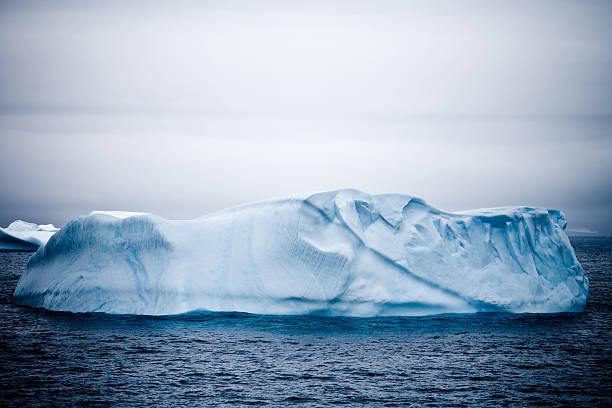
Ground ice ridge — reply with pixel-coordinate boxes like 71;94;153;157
13;189;588;316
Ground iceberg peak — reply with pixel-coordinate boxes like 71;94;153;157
89;210;151;219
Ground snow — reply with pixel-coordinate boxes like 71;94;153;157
13;189;588;316
89;210;150;219
0;220;59;251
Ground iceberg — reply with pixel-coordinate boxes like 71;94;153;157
13;189;588;316
1;220;59;251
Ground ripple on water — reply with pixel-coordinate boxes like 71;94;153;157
0;238;611;407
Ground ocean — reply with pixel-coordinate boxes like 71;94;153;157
1;237;610;407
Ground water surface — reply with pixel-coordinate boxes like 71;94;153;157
1;237;610;406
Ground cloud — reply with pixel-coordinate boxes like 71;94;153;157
0;1;611;234
1;0;611;117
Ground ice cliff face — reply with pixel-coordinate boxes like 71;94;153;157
0;220;59;251
13;189;588;316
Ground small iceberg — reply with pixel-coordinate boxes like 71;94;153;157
1;220;59;251
13;189;588;316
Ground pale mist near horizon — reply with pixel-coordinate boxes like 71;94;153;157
0;0;611;234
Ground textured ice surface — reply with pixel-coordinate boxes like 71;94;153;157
14;189;588;316
0;220;59;251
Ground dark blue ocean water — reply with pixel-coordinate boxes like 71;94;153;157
1;238;610;407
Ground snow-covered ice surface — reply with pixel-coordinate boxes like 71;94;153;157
13;189;588;316
0;220;59;251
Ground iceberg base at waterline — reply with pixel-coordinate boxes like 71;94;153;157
13;189;588;316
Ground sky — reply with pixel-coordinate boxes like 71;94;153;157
1;0;611;234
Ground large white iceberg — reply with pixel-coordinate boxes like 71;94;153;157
13;189;588;316
1;220;59;251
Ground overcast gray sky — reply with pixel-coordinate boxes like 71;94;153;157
1;0;611;234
